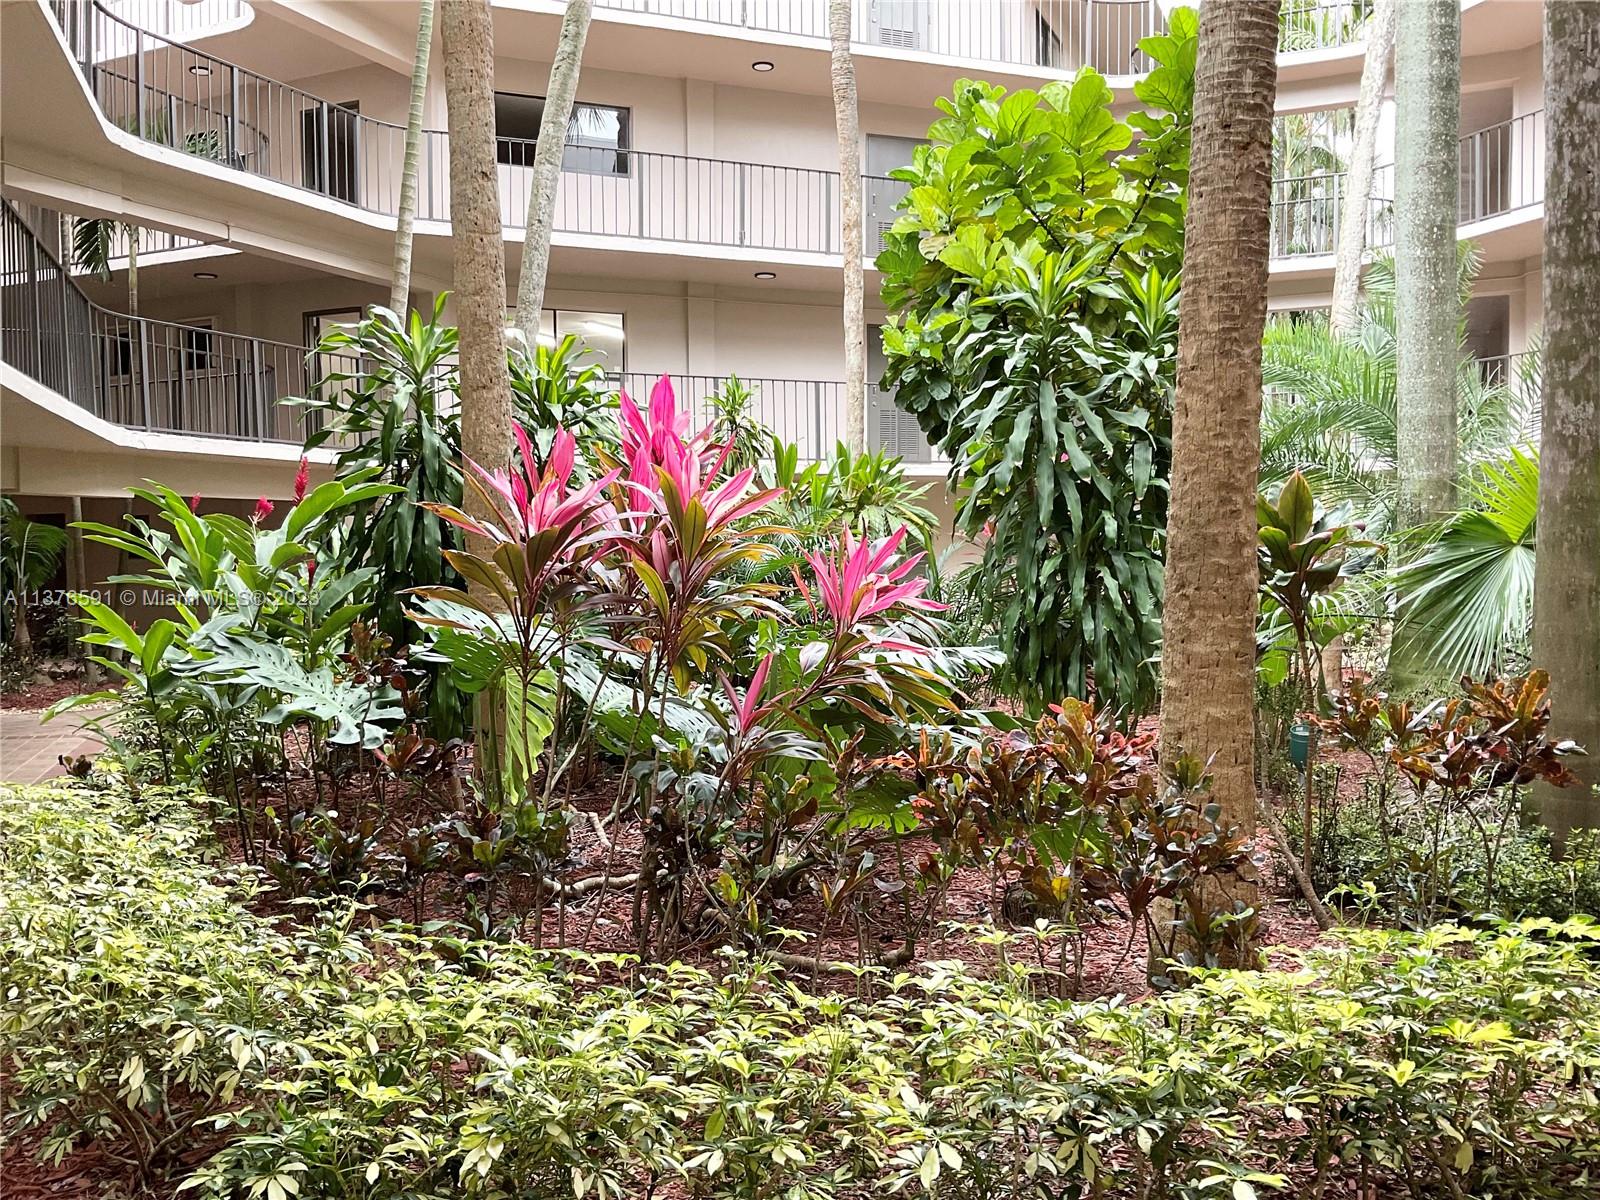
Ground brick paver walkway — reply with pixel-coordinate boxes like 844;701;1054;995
0;709;104;784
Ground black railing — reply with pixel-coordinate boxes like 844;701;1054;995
2;199;341;443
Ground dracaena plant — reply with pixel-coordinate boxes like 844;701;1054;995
877;19;1199;714
291;301;462;645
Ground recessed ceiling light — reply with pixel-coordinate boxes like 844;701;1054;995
754;271;776;280
193;271;218;280
189;64;211;76
751;60;775;72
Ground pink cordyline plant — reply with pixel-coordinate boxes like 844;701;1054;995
801;526;945;642
607;376;770;533
415;424;620;623
440;425;618;547
604;376;785;688
720;651;775;735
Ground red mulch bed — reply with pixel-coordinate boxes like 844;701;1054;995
0;675;94;711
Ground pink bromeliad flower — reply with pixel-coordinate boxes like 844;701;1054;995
802;526;945;640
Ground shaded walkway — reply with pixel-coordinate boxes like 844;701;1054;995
0;709;102;783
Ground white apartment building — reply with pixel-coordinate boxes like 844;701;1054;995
0;0;1549;562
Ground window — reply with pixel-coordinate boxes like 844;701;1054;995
171;319;216;371
494;93;630;176
1034;10;1064;69
537;309;625;370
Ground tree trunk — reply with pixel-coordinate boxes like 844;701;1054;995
1328;0;1395;338
1392;0;1459;528
441;0;514;787
389;0;435;315
12;567;32;654
513;0;593;346
829;0;865;453
440;0;513;502
1531;0;1600;844
1159;0;1280;961
126;233;139;317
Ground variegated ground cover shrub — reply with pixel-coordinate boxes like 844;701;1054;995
5;778;1600;1200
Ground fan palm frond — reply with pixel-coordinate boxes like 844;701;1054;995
1391;447;1538;679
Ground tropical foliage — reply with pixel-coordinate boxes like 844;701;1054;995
876;11;1197;713
1259;251;1534;541
7;778;1600;1200
1392;447;1539;679
1;498;69;650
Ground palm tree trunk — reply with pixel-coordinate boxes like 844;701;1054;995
1392;0;1459;528
829;0;865;453
440;0;513;502
513;0;593;347
126;233;139;317
1159;0;1280;962
1329;0;1395;338
441;0;515;789
390;0;436;315
1531;0;1600;844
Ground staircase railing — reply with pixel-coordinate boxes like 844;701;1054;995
2;198;339;443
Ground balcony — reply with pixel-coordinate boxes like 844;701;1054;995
27;1;1422;281
585;0;1366;71
1267;110;1545;263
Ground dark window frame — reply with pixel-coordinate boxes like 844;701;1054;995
494;92;632;176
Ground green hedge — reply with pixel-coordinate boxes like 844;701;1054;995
4;778;1600;1200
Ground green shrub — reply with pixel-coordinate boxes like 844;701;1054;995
6;778;1600;1199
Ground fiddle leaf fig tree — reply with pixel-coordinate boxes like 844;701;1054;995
876;9;1198;714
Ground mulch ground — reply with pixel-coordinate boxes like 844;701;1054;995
0;675;94;711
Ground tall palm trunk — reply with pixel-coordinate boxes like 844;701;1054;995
126;235;139;316
440;0;513;502
513;0;593;346
829;0;865;453
1329;0;1395;338
390;0;435;315
1159;0;1280;962
1531;0;1600;843
1392;0;1459;528
441;0;515;786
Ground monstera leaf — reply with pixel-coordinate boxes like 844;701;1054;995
192;637;404;747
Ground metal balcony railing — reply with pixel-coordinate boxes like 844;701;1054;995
1277;0;1373;52
48;0;851;254
1268;111;1545;260
615;372;847;461
1458;111;1545;225
1268;170;1392;259
1475;350;1542;438
2;199;344;443
590;0;1165;75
